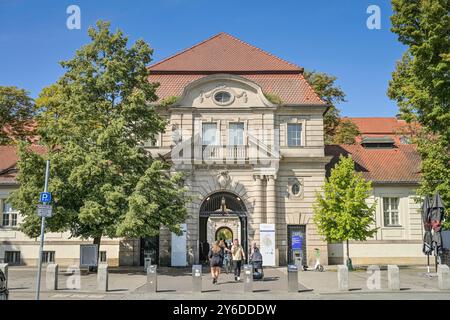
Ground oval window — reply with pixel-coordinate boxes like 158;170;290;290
291;183;301;196
214;91;232;104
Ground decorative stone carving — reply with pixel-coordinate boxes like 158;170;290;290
198;84;248;106
217;170;232;189
171;124;181;145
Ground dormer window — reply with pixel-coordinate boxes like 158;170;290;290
213;91;233;105
361;136;395;149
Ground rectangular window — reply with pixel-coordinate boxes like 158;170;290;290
99;251;107;263
228;123;244;146
2;202;17;227
202;123;218;145
42;251;55;263
4;251;20;264
145;133;160;147
383;197;400;226
287;124;302;146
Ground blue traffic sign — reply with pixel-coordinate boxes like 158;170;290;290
39;192;52;203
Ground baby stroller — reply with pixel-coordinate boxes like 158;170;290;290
250;247;264;280
252;260;264;280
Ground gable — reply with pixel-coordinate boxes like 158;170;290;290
149;32;302;72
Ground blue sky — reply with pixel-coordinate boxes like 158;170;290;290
0;0;406;117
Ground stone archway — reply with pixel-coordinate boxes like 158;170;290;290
215;226;233;242
198;191;248;262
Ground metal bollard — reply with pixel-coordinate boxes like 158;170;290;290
146;265;157;292
387;265;400;290
144;257;152;272
287;264;299;292
192;265;202;293
97;264;108;292
438;265;450;290
337;265;349;291
243;264;253;292
46;263;59;290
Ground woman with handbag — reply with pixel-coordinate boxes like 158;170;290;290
208;241;224;284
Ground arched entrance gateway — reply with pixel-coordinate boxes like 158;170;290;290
199;192;248;263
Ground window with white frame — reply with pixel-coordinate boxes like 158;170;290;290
42;251;55;263
145;133;161;147
202;123;218;145
287;123;302;146
228;123;244;146
2;202;18;227
383;197;400;226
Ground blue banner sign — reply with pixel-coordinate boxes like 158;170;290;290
292;235;302;250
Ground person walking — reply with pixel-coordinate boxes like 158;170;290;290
231;238;245;281
208;241;224;284
219;240;231;274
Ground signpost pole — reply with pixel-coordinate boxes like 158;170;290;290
35;160;50;300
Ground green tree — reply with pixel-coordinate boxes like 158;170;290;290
304;71;346;144
0;86;35;144
415;134;450;229
332;119;360;144
9;21;189;253
388;0;450;141
313;155;377;268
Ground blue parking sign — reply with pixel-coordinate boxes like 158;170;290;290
40;192;52;203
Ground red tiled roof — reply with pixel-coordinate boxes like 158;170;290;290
0;145;46;184
325;144;421;183
148;33;324;105
346;117;409;134
345;117;420;144
149;32;302;72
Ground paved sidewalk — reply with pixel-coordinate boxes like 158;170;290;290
5;265;450;300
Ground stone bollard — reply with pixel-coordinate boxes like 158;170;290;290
147;265;157;292
337;265;349;291
387;265;400;290
46;263;59;290
0;263;8;289
97;264;108;292
438;265;450;290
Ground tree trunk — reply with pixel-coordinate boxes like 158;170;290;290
346;239;350;262
93;236;101;273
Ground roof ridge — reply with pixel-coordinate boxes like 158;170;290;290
148;32;225;70
219;32;303;71
148;32;303;72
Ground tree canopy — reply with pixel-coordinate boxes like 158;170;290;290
388;0;450;141
304;71;347;144
313;156;377;258
0;86;35;145
332;119;361;144
9;21;189;243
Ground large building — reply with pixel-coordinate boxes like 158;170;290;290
0;34;425;267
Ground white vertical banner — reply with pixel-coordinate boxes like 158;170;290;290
171;223;187;267
260;223;275;266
